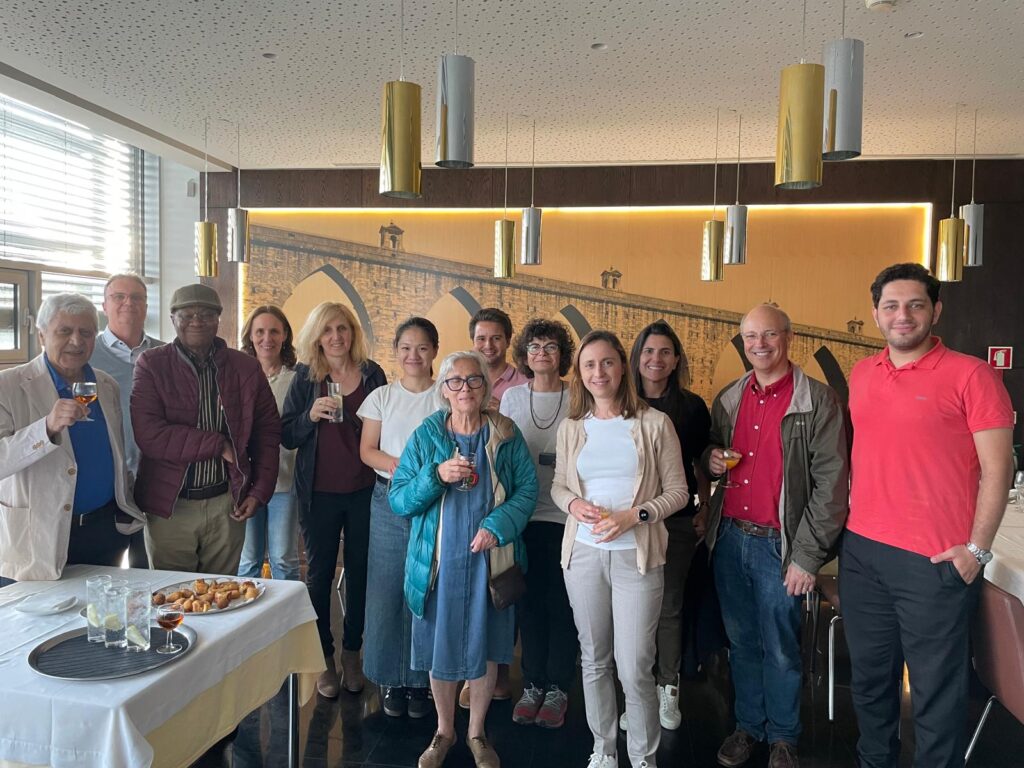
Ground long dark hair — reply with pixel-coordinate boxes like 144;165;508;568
241;305;297;368
629;321;690;401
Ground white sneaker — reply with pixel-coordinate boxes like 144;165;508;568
658;683;682;730
619;710;628;730
586;754;617;768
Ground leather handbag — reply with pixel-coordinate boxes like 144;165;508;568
488;542;526;610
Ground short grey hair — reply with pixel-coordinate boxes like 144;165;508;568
104;273;147;296
740;303;793;334
36;293;99;332
434;350;493;412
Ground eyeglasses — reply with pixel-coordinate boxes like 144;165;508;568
741;330;784;342
108;292;147;305
526;342;559;355
444;375;486;392
175;309;220;324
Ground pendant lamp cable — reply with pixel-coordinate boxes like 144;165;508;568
800;0;808;63
235;122;242;208
712;107;720;218
400;0;406;81
530;118;537;207
970;108;978;204
735;113;742;204
455;0;459;55
203;116;209;222
503;112;509;219
841;0;846;39
950;104;959;218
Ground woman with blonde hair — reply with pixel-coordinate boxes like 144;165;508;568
282;302;386;698
551;330;688;768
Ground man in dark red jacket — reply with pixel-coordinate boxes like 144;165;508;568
131;284;280;574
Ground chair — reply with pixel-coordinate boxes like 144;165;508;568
807;559;844;721
965;581;1024;762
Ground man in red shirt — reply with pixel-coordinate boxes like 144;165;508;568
843;263;1014;768
701;304;849;768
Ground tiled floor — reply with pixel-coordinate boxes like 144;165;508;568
195;588;1024;768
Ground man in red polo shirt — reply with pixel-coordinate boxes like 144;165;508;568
701;303;849;768
843;263;1013;768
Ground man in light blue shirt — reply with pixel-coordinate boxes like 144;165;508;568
89;273;163;566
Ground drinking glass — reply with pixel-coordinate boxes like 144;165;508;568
1015;471;1024;509
457;452;477;492
103;585;128;649
85;575;111;643
326;382;344;423
721;448;742;489
156;604;185;655
125;582;151;652
72;381;97;422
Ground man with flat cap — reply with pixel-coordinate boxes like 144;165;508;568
131;284;281;574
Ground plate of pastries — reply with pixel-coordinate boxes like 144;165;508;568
151;578;265;614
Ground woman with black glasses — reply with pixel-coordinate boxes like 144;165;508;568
390;350;537;768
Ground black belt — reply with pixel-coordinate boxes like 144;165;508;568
375;475;391;487
178;480;230;500
731;518;781;538
74;500;117;527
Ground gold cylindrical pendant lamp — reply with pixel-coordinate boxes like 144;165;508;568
701;221;725;282
226;207;250;264
195;221;218;277
775;62;825;189
495;219;515;278
380;80;422;198
724;205;748;266
935;217;966;283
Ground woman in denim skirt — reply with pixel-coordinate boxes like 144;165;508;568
357;317;441;718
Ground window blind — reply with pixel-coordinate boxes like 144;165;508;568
1;94;141;274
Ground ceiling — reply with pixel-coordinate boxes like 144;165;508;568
1;0;1021;170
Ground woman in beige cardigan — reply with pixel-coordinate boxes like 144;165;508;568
551;330;688;768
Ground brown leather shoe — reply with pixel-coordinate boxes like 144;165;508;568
458;682;471;709
340;649;365;693
468;735;501;768
418;731;456;768
769;741;799;768
316;655;340;698
717;729;757;767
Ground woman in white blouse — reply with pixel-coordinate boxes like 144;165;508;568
357;317;440;719
551;330;688;768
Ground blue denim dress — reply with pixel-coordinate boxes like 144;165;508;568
411;425;515;680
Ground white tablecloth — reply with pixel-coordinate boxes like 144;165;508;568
988;502;1024;603
0;565;319;768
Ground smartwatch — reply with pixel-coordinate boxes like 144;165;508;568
966;541;993;566
637;508;650;524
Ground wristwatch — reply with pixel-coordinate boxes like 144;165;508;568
966;541;993;566
637;508;650;524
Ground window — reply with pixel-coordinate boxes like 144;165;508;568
1;93;143;276
0;268;29;364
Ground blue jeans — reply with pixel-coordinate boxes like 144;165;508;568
713;520;803;745
238;491;300;580
363;480;429;688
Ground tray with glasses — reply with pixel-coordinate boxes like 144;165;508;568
27;623;196;681
151;578;265;614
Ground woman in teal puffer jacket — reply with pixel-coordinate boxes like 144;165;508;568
390;350;538;768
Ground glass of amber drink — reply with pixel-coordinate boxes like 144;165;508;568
72;381;97;422
721;448;742;489
156;604;185;654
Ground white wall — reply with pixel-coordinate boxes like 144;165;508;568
158;158;199;340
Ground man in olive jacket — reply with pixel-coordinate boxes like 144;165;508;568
699;303;848;768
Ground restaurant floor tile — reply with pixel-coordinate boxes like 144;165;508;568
189;581;1024;768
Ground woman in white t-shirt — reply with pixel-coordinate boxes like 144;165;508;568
551;330;689;768
499;318;578;730
357;317;441;719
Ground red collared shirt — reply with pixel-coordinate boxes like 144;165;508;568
491;363;530;403
848;337;1014;557
722;368;795;528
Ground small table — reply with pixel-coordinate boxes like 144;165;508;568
987;502;1024;602
0;565;324;768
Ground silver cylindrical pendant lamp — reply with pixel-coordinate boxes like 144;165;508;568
822;36;864;160
724;112;748;265
435;54;475;168
521;118;542;265
226;121;250;263
962;109;984;267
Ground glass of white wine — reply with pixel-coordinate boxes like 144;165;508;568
72;381;97;422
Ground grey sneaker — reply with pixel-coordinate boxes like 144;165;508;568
512;684;544;724
535;686;568;729
769;741;799;768
717;729;757;767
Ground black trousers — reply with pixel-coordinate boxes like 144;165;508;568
303;487;372;657
519;521;579;691
840;531;980;768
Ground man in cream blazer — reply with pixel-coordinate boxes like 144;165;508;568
0;293;144;584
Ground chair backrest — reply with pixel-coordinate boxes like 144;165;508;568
973;581;1024;725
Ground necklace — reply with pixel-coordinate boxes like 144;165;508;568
529;381;565;430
